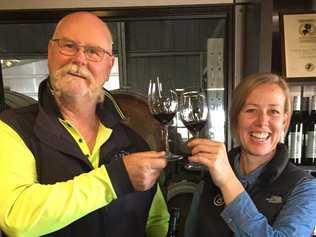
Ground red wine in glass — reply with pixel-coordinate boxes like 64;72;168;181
153;112;176;125
148;77;182;161
182;120;207;136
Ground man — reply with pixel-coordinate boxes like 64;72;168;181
0;12;169;237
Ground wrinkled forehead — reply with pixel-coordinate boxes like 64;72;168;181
53;12;113;49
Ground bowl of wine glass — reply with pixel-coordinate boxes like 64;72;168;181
148;77;182;161
179;88;209;170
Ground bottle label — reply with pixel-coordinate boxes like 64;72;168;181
288;132;302;159
306;131;316;159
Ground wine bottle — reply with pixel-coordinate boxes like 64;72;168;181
304;95;316;166
166;207;180;237
313;226;316;237
301;97;309;160
288;96;303;165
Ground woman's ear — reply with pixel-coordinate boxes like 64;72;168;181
283;112;290;131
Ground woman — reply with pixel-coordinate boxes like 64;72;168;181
187;73;316;236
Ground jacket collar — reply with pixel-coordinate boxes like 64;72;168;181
37;78;125;128
33;79;129;166
228;143;289;186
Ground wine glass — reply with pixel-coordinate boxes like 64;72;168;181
148;77;182;161
179;89;209;170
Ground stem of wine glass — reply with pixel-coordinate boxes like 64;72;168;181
163;124;170;154
185;129;205;170
195;130;200;138
192;129;199;139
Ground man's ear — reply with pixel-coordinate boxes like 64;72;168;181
110;55;115;67
104;55;115;83
48;40;53;52
47;41;54;61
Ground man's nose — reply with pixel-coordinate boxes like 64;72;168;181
71;47;88;65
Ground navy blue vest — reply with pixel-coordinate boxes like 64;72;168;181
0;80;156;237
194;144;312;237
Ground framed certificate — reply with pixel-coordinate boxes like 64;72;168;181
280;11;316;80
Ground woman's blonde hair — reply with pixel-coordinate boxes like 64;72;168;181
230;73;291;142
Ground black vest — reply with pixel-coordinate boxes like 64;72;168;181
0;80;156;237
195;144;312;237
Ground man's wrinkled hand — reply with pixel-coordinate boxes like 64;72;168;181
123;151;166;191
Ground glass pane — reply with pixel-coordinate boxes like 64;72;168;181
2;59;48;100
104;57;120;90
1;57;120;101
125;18;227;142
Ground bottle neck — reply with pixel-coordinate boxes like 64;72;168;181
311;110;316;117
167;217;177;235
301;97;309;112
311;96;316;111
293;98;301;111
167;207;180;237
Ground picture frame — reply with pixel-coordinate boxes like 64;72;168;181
280;11;316;80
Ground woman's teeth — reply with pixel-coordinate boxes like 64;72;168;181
251;132;269;139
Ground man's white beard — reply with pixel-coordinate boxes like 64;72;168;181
50;63;104;103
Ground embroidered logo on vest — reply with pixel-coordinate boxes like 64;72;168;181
213;193;224;206
114;150;129;160
266;195;283;204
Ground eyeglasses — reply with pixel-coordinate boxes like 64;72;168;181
51;38;112;62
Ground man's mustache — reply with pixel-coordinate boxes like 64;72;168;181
55;63;93;81
50;63;104;102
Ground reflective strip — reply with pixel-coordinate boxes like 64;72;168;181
103;90;126;120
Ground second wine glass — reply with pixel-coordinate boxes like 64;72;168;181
180;89;209;170
148;77;182;161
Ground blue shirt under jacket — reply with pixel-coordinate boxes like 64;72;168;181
220;155;316;237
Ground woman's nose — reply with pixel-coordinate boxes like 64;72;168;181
256;111;269;125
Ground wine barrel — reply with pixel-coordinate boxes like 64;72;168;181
4;89;36;109
111;89;162;151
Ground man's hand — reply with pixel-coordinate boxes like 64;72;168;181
123;151;167;191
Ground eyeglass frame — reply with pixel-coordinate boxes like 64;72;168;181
50;38;113;62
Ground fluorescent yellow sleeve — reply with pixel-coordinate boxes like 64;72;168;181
146;184;170;237
0;120;117;237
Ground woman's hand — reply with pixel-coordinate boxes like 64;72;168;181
187;138;233;187
187;138;244;204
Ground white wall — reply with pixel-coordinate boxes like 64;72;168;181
0;0;233;10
